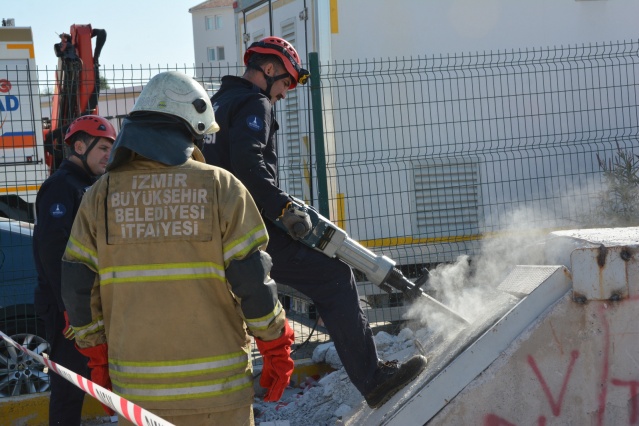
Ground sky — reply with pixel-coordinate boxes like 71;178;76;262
5;0;198;70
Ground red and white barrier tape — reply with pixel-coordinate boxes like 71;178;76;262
0;330;175;426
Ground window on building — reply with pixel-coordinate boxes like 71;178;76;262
205;15;222;31
207;47;225;62
252;30;265;43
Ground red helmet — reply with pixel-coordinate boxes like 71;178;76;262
64;115;116;145
244;36;310;89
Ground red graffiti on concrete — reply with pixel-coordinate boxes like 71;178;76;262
482;349;578;426
597;303;611;426
483;413;517;426
483;413;547;426
484;374;639;426
527;350;580;416
610;379;639;424
483;296;638;425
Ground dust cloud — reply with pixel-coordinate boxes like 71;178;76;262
406;206;552;331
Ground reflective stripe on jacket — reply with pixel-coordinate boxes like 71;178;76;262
63;158;283;413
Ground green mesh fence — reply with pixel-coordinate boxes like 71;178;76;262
1;41;638;378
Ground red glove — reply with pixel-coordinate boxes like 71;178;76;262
62;311;75;340
255;319;295;402
76;343;115;416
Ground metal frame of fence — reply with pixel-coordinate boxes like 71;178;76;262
1;41;638;385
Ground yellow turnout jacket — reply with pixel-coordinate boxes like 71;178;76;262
62;158;285;415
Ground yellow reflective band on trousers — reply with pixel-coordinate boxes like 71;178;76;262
223;224;267;266
65;235;99;270
98;262;225;285
109;352;249;379
112;373;252;402
110;352;252;402
245;300;284;332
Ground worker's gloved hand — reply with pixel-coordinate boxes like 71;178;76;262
76;343;115;416
279;201;312;239
62;311;75;340
255;319;295;402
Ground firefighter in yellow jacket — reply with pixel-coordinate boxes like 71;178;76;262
61;71;294;426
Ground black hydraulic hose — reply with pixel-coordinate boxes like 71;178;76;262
91;29;106;62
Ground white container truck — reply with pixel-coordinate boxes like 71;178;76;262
0;26;47;222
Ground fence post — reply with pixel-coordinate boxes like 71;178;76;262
308;52;329;217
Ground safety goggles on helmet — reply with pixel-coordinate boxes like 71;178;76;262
245;38;310;89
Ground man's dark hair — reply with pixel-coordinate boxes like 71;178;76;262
68;131;93;146
64;131;92;156
246;52;285;71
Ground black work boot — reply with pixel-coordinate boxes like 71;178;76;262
364;355;428;409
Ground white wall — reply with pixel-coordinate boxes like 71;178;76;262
236;0;639;62
230;0;639;263
330;0;639;60
190;4;238;68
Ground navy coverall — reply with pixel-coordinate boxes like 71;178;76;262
33;160;91;426
202;76;380;396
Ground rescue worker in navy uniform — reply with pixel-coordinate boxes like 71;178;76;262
61;71;293;426
33;115;116;425
201;36;428;409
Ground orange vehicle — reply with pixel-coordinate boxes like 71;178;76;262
44;24;106;171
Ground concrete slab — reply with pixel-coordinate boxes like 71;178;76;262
344;265;571;425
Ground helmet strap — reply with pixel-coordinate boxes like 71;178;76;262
71;136;101;177
249;63;290;98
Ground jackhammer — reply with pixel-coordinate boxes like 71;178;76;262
274;197;469;325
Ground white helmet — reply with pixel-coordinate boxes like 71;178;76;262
131;71;219;136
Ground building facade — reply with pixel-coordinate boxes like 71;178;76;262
189;0;238;69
